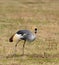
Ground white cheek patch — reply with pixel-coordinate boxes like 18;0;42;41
13;33;23;41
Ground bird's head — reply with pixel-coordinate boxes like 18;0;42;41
34;28;37;34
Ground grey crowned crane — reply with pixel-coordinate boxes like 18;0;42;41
9;28;37;55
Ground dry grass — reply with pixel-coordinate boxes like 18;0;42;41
0;0;59;65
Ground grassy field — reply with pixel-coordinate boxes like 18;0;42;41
0;0;59;65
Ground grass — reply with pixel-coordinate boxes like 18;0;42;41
0;55;59;65
0;0;59;65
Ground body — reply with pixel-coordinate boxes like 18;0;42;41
16;30;36;41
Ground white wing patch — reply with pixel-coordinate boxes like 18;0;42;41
13;33;23;41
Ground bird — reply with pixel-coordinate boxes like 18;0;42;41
9;28;37;55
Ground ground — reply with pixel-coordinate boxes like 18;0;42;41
0;0;59;65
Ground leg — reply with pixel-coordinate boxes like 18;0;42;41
15;40;21;47
14;40;20;54
15;41;19;47
22;40;26;55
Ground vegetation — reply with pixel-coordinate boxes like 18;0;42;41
0;0;59;65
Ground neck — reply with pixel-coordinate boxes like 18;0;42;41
35;32;37;34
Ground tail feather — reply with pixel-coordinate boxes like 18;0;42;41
9;34;14;42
